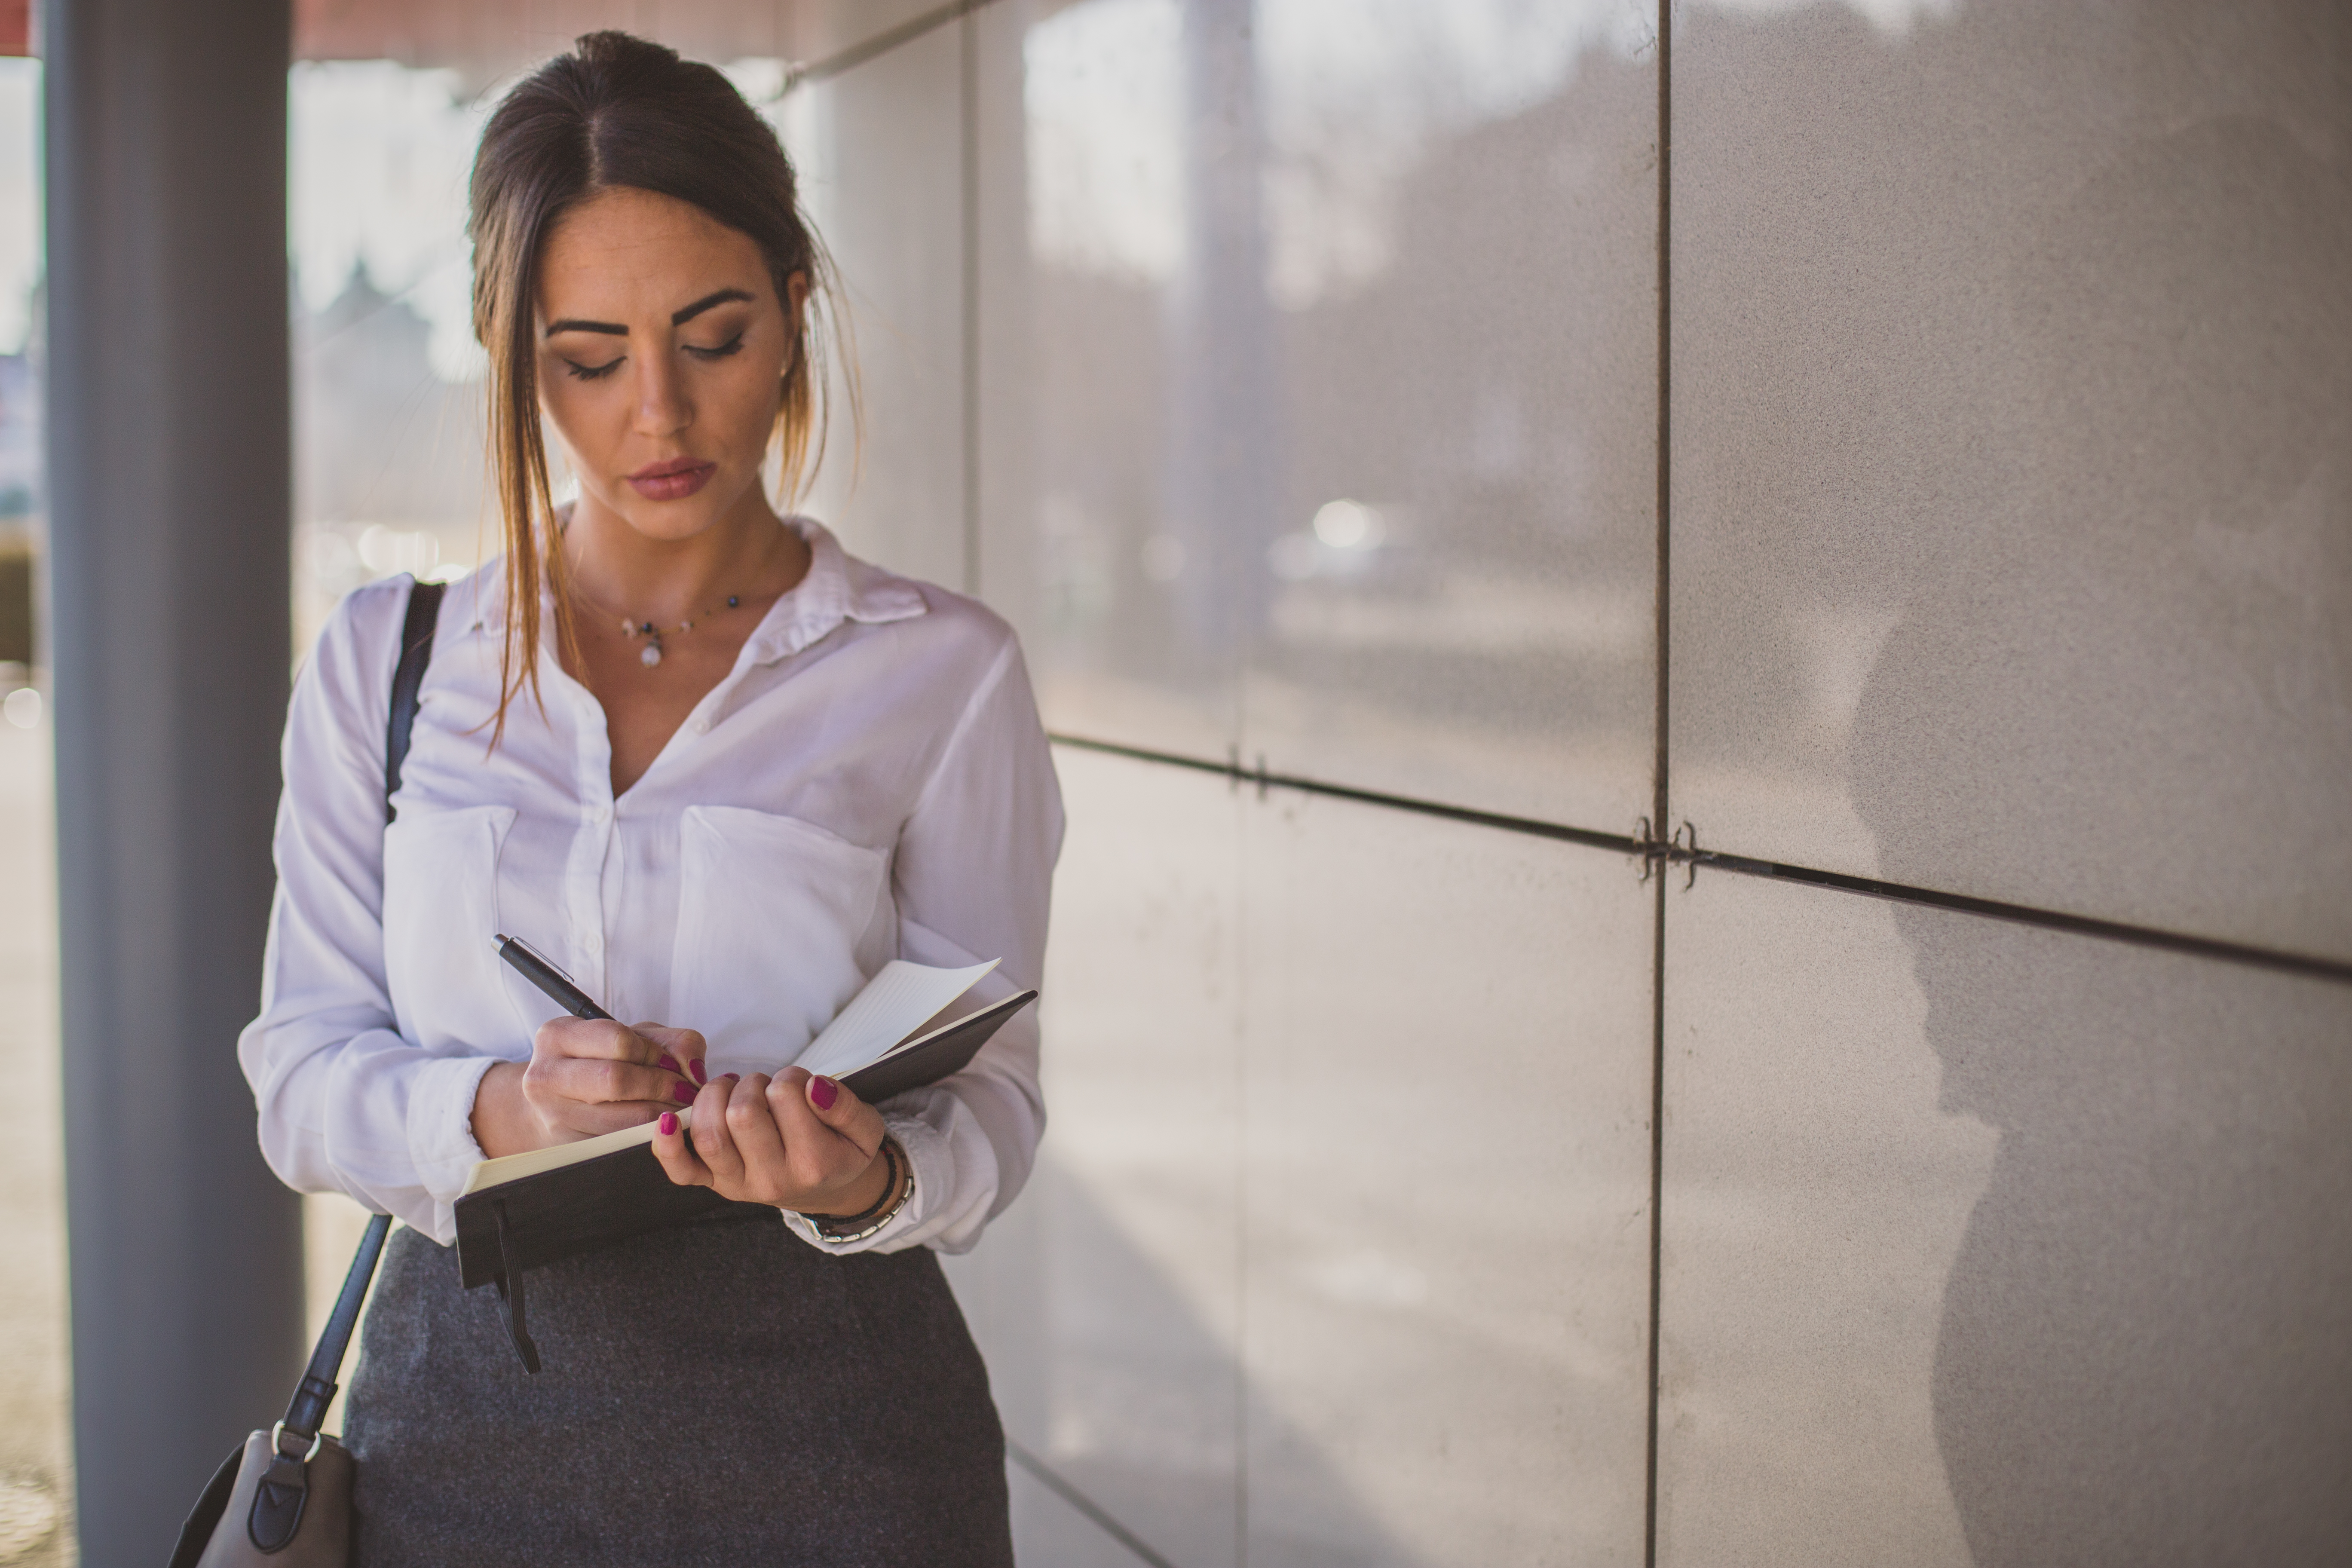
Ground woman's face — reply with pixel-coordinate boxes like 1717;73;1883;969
534;185;803;544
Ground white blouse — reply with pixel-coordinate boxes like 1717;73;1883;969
239;519;1063;1253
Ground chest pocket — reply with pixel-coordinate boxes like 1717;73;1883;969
382;803;520;1051
670;805;894;1073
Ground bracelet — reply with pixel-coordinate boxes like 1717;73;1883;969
802;1139;914;1244
802;1139;900;1225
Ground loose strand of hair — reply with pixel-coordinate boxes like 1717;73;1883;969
780;236;863;510
490;263;560;750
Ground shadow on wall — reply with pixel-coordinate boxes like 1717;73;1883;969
1855;114;2352;1564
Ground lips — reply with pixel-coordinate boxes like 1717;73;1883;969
626;457;717;502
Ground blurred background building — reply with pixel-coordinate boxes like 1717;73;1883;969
0;0;2346;1564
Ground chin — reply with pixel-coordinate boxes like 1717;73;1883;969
624;502;728;542
604;474;760;542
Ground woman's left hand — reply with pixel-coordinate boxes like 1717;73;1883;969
649;1063;899;1219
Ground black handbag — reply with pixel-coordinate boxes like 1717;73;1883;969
168;578;445;1564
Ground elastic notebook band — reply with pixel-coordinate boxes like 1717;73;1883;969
493;1203;542;1375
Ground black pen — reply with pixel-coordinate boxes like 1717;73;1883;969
493;933;615;1021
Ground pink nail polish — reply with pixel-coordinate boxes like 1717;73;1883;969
723;1072;741;1083
657;1053;682;1074
689;1058;708;1085
658;1111;678;1136
809;1075;839;1111
672;1083;695;1104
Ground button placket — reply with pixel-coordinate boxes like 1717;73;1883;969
566;683;615;996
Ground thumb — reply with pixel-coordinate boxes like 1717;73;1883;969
792;1066;887;1153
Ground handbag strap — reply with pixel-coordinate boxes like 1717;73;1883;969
384;576;445;822
278;1211;393;1444
182;580;448;1556
271;575;445;1441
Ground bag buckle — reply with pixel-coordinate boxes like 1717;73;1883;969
269;1420;323;1464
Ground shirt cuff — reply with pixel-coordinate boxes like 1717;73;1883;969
406;1053;499;1243
784;1110;946;1255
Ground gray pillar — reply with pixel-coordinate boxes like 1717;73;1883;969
40;0;304;1560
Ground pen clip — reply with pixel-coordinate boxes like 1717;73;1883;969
499;932;579;987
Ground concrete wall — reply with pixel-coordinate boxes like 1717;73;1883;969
786;2;2352;1563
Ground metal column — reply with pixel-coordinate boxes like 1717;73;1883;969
40;0;303;1559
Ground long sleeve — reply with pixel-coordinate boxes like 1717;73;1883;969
799;631;1064;1256
237;578;497;1242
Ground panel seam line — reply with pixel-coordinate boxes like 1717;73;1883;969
1644;0;1673;1560
1044;734;2352;987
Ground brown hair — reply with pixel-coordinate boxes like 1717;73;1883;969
467;30;851;732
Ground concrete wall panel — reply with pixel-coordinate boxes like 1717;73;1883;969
1239;789;1654;1566
1669;0;2352;959
1658;869;2352;1566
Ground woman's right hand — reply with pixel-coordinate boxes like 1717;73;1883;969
469;1019;708;1159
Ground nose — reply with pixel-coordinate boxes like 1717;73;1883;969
633;345;690;438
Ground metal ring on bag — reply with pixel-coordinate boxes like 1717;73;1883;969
270;1419;323;1464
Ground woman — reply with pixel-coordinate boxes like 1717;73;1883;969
239;32;1058;1564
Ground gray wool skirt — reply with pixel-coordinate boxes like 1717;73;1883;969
342;1206;1013;1566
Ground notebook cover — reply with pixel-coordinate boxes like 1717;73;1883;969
454;1146;747;1289
839;989;1037;1103
454;989;1038;1289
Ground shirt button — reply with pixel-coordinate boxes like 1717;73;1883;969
694;718;711;735
593;805;612;823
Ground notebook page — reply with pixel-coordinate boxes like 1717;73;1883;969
461;1109;692;1195
793;959;999;1080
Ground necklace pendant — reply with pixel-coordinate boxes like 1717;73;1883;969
640;641;663;668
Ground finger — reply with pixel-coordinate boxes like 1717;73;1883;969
635;1024;711;1088
776;1067;885;1163
534;1015;661;1066
650;1109;712;1188
691;1075;748;1185
724;1073;791;1187
538;1053;697;1110
543;1099;675;1141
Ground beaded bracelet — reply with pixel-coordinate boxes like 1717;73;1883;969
802;1138;914;1244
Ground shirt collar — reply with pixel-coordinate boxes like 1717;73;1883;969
746;516;928;664
463;514;928;658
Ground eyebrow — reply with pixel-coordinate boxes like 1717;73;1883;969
671;288;753;325
543;288;757;339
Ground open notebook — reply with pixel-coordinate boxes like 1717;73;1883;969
451;959;1036;1369
459;959;1024;1193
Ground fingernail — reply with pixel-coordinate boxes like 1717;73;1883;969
657;1053;682;1073
672;1083;695;1104
689;1059;708;1085
658;1111;678;1136
723;1072;741;1083
809;1075;839;1111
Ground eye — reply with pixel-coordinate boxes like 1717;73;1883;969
562;356;625;381
683;333;746;362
